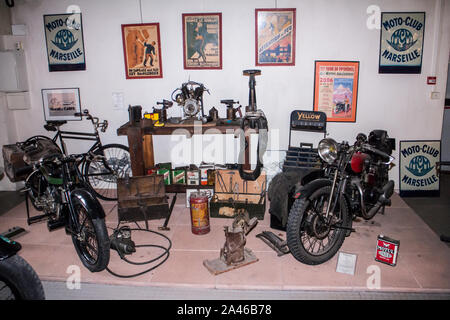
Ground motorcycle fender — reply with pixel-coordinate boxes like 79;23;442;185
70;188;106;220
0;236;21;261
293;178;331;199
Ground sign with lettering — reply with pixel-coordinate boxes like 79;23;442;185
379;12;425;74
313;61;359;122
399;140;440;197
44;13;86;72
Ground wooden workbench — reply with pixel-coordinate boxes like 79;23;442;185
117;118;255;191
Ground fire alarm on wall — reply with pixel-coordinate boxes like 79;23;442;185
427;76;437;85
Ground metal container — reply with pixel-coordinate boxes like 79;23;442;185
189;192;210;235
375;234;400;266
128;105;142;125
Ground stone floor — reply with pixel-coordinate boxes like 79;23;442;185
1;191;449;299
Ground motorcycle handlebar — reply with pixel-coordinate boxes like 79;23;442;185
361;143;391;161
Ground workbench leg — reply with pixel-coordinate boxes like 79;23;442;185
127;126;145;176
244;134;250;170
143;134;155;170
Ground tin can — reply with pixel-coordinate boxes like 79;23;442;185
189;192;210;235
172;167;186;184
375;234;400;266
187;169;200;185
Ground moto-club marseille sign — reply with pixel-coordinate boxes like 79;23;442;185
399;140;440;197
44;13;86;71
379;12;425;74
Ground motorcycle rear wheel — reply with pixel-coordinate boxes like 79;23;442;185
70;195;110;272
286;185;350;265
0;255;45;300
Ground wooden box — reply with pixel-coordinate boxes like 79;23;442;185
210;169;267;220
117;174;169;223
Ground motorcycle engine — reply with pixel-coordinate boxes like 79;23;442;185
182;98;201;117
35;186;61;216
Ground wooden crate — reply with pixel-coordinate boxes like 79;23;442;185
117;174;169;223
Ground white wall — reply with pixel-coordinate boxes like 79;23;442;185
5;0;450;189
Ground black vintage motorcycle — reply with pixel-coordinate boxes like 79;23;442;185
20;148;110;272
286;130;396;265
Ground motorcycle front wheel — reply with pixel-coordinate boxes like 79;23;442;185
70;194;110;272
0;255;45;300
286;185;351;265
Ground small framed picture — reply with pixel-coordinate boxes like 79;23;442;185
41;88;81;121
121;23;163;79
313;60;359;122
255;8;296;66
182;13;222;69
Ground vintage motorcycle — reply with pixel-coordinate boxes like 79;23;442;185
19;146;110;272
0;235;45;300
286;130;396;265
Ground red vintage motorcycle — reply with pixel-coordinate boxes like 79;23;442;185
286;130;396;265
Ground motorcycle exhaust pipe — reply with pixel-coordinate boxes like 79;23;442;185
363;180;395;219
47;218;66;231
378;180;394;206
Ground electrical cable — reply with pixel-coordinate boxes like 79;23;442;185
105;223;172;278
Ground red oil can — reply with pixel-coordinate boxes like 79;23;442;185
375;234;400;266
189;192;210;235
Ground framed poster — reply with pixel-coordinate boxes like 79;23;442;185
255;8;296;66
121;23;163;79
399;140;441;197
379;12;425;74
43;13;86;71
182;13;222;69
313;61;359;122
41;88;81;121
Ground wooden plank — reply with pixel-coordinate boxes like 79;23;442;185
203;248;258;275
126;126;145;176
143;135;155;168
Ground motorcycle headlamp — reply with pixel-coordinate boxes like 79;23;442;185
318;138;338;164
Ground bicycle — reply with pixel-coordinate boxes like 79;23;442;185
22;109;131;201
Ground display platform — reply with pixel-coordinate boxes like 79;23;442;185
1;192;449;295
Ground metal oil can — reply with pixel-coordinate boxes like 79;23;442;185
375;234;400;266
189;192;210;235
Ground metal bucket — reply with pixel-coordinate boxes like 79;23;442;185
189;192;210;235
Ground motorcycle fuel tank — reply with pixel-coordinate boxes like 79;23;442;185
350;152;370;174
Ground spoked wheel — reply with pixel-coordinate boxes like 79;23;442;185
84;144;131;201
71;195;109;272
286;185;351;265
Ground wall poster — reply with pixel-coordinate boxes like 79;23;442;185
379;12;425;74
41;88;81;121
121;23;163;79
43;13;86;71
255;8;296;66
399;140;441;197
313;61;359;122
182;13;222;69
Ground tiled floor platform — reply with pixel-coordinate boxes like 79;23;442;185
1;192;449;297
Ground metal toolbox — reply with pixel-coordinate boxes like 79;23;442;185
117;175;169;223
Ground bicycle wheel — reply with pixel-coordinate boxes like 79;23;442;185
84;144;131;201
